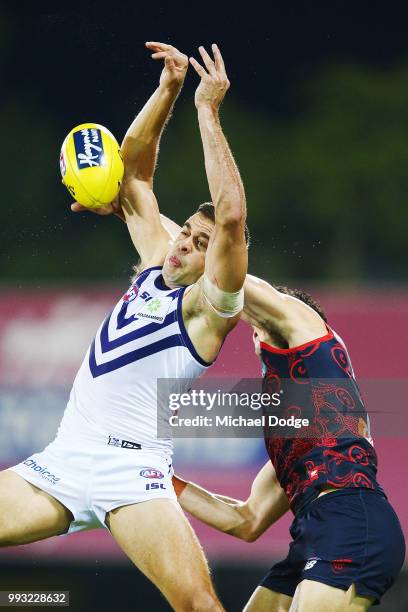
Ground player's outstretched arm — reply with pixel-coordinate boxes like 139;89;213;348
173;461;289;542
70;43;188;270
191;45;247;294
120;42;188;268
244;275;294;326
243;274;327;347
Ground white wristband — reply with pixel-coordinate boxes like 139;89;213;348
201;274;244;318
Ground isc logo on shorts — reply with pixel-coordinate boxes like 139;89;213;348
145;483;167;491
140;468;164;479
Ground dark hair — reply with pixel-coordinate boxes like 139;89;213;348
274;285;327;322
197;202;250;246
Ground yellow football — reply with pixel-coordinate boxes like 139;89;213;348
60;123;124;208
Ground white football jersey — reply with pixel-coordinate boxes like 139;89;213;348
55;267;210;455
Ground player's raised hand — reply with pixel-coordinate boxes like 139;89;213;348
145;41;188;93
189;44;230;110
70;199;125;222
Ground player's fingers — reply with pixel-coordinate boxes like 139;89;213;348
114;210;126;223
189;57;207;78
99;205;115;215
165;56;176;71
93;204;116;215
110;198;120;212
212;43;226;73
70;202;87;212
198;46;216;75
172;50;188;65
151;51;168;60
71;202;114;216
145;41;172;51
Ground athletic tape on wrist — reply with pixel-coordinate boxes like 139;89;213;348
201;274;244;318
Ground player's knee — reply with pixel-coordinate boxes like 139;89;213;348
184;592;221;612
193;593;222;611
173;585;221;612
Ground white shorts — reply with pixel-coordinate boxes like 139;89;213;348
8;436;176;535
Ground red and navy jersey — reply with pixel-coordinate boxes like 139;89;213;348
260;326;383;514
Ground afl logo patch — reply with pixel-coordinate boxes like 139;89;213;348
331;558;353;574
140;468;164;479
73;127;105;169
59;152;66;177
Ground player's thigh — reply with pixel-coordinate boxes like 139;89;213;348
0;470;73;546
107;498;223;611
244;585;292;612
291;580;375;612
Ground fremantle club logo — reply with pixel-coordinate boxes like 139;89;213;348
74;128;105;169
123;283;139;303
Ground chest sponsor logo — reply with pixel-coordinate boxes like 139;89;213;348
134;295;173;324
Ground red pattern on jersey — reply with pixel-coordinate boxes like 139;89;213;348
261;329;381;513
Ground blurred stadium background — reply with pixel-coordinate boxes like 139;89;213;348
1;3;407;610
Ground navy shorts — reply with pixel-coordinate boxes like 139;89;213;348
261;489;405;604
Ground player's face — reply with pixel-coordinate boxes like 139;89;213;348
162;213;214;287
